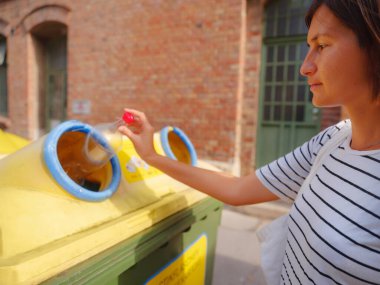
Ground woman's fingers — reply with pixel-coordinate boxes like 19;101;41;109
118;125;134;139
119;108;152;135
123;109;148;130
123;108;146;123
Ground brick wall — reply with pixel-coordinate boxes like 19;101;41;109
70;0;246;166
0;0;246;163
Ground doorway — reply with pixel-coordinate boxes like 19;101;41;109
31;22;67;135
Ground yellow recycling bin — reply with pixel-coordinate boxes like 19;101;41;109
0;120;222;285
0;129;29;159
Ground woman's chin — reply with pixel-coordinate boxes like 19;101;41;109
312;97;340;108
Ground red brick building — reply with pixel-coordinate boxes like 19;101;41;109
0;0;341;175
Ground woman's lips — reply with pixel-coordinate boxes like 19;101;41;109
309;82;322;91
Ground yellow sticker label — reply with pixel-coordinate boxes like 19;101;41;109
145;234;208;285
118;141;162;183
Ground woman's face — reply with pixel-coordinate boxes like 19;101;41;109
300;5;372;108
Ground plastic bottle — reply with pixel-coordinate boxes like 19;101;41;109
83;111;135;167
62;111;135;187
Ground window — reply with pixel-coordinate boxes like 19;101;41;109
262;0;310;123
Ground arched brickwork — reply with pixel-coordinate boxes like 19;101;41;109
0;19;10;36
21;5;70;32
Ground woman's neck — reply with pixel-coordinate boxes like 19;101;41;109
347;97;380;151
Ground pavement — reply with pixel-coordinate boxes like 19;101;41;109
212;201;290;285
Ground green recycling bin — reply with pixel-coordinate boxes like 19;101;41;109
0;120;223;285
43;197;222;285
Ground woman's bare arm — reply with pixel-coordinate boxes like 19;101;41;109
118;109;278;206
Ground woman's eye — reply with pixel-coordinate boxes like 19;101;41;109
317;44;326;50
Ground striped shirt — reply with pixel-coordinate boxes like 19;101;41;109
256;120;380;285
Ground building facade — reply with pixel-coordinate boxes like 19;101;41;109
0;0;341;175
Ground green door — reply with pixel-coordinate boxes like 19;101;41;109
256;0;320;167
44;36;67;132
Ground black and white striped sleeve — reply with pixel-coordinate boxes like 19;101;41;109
256;122;345;202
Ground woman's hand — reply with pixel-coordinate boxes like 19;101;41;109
118;108;158;163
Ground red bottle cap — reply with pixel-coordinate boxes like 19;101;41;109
122;111;135;124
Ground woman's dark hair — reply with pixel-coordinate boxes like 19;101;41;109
305;0;380;99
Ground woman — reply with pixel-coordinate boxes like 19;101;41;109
119;1;380;284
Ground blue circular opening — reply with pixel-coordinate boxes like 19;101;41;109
43;120;121;202
160;126;197;166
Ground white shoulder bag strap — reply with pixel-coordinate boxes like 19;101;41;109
257;123;351;285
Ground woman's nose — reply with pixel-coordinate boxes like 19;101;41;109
300;53;316;77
